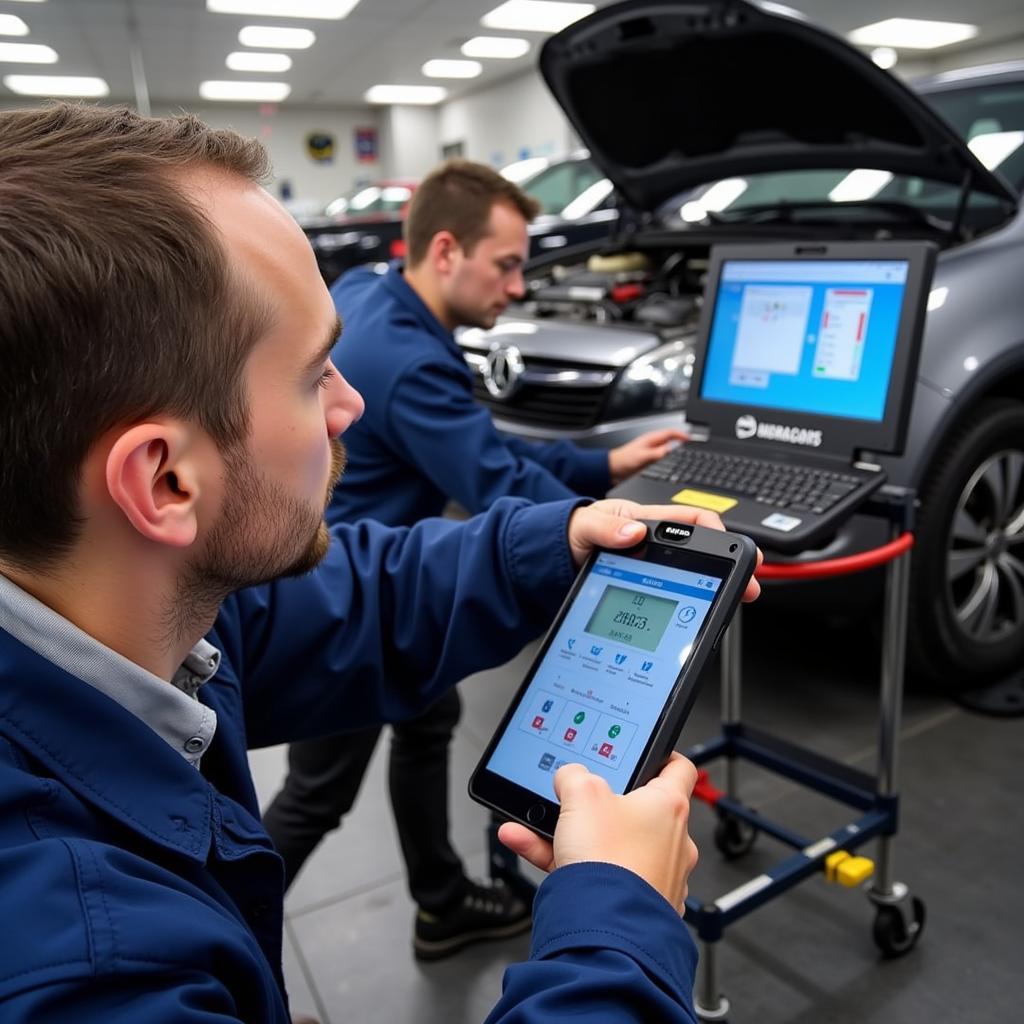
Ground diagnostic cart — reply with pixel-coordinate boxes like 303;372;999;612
487;486;926;1021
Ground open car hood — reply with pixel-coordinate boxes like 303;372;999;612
539;0;1017;212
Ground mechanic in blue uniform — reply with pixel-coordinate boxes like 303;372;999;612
262;159;686;960
0;105;759;1022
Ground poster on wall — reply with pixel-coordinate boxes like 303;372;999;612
354;126;378;163
306;132;335;164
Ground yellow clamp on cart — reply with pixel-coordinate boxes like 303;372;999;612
824;850;875;887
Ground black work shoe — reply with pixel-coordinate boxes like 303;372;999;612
413;879;531;961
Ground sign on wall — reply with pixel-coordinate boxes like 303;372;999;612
354;126;378;163
306;131;335;164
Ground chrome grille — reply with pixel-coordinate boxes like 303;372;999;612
463;349;616;429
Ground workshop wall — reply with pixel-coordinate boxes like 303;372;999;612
438;69;578;169
153;102;384;214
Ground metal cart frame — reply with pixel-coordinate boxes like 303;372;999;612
487;487;926;1019
685;486;925;1019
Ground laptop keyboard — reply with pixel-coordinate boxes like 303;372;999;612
641;446;864;514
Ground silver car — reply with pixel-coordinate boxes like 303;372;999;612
458;1;1024;688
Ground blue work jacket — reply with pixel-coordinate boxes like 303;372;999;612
328;264;612;528
0;501;697;1022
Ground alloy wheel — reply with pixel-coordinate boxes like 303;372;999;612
946;449;1024;645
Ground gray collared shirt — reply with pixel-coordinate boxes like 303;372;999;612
0;572;219;767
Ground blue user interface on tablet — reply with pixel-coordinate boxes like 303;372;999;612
485;551;722;799
700;259;909;422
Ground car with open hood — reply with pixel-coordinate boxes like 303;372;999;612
456;0;1024;688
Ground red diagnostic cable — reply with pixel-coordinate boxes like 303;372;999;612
756;532;914;581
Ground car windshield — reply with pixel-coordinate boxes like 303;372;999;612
666;76;1024;227
518;158;614;218
325;184;413;218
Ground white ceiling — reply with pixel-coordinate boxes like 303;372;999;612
1;0;1022;109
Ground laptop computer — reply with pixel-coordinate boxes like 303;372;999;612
610;240;936;553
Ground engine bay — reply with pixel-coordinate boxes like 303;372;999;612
514;246;710;332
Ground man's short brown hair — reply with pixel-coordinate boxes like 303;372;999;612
0;103;272;569
403;159;541;267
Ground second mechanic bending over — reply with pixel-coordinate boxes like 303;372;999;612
262;159;684;960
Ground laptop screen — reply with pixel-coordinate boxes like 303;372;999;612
699;258;910;423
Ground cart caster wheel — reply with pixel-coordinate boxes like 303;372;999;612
713;814;757;860
873;897;926;957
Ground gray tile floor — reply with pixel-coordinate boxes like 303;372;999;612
249;606;1024;1023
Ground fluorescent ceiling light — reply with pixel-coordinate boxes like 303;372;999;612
199;80;291;101
422;59;481;79
968;130;1024;171
481;1;595;34
227;51;292;72
239;26;315;49
0;42;57;63
848;19;978;50
207;0;360;19
461;36;530;59
364;84;446;105
3;75;109;97
0;15;30;36
828;169;894;202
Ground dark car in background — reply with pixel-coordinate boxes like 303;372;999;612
503;151;622;256
457;0;1024;688
305;157;628;284
302;180;417;283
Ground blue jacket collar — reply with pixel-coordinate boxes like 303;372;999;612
381;263;463;354
0;628;215;863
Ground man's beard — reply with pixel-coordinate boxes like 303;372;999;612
448;295;500;331
169;439;346;637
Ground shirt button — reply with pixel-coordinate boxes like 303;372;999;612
184;736;206;754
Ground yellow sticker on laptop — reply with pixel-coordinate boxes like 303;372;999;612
670;489;738;513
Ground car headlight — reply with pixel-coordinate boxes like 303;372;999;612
604;339;695;420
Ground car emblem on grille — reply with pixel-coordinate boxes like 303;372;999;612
483;344;525;400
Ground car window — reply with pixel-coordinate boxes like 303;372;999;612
520;159;608;216
926;81;1024;190
325;184;413;218
662;79;1024;229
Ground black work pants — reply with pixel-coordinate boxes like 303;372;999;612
262;688;465;913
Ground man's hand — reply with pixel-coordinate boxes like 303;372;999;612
566;498;762;602
608;429;687;485
498;754;700;910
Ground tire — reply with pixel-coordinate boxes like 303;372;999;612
909;399;1024;688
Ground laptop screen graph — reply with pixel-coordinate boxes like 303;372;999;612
699;259;910;422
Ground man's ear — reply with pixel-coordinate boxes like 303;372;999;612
430;230;461;275
105;422;212;548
